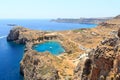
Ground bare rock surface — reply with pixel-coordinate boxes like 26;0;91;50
74;29;120;80
20;50;60;80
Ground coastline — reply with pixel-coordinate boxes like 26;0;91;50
51;17;112;24
6;15;120;80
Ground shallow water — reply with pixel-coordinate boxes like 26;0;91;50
33;41;65;55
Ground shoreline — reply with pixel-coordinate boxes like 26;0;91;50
6;15;120;80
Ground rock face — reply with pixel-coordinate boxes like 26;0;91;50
118;28;120;38
20;50;60;80
74;29;120;80
7;27;20;41
114;15;120;19
7;27;32;44
7;27;58;44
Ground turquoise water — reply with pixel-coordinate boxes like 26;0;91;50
33;41;65;55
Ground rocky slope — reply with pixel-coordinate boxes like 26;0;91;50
20;50;60;80
74;29;120;80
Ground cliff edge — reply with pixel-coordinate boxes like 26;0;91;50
74;29;120;80
20;50;60;80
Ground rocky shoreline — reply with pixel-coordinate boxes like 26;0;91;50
7;26;80;80
7;15;120;80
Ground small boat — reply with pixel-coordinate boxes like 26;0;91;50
50;47;52;49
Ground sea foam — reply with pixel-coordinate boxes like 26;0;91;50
0;36;7;39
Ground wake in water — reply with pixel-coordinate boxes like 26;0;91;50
0;36;7;39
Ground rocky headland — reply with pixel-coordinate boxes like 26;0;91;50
7;15;120;80
7;26;80;80
51;17;112;24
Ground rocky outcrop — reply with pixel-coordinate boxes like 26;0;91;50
114;15;120;19
7;27;59;44
20;50;60;80
7;27;33;44
118;28;120;38
74;29;120;80
7;26;80;53
7;27;25;42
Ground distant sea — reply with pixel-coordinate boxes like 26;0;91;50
0;19;97;80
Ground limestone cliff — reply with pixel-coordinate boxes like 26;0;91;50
20;50;60;80
7;27;44;44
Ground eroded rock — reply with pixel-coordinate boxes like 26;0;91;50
20;50;60;80
74;28;120;80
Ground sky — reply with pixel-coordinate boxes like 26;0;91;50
0;0;120;19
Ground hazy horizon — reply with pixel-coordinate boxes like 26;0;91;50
0;0;120;19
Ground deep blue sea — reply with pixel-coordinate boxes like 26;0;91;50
0;19;96;80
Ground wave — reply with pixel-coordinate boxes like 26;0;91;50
0;36;7;39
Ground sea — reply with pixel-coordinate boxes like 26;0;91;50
0;19;96;80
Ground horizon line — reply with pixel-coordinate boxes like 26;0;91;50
0;16;116;20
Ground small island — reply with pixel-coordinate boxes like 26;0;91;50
7;24;17;26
